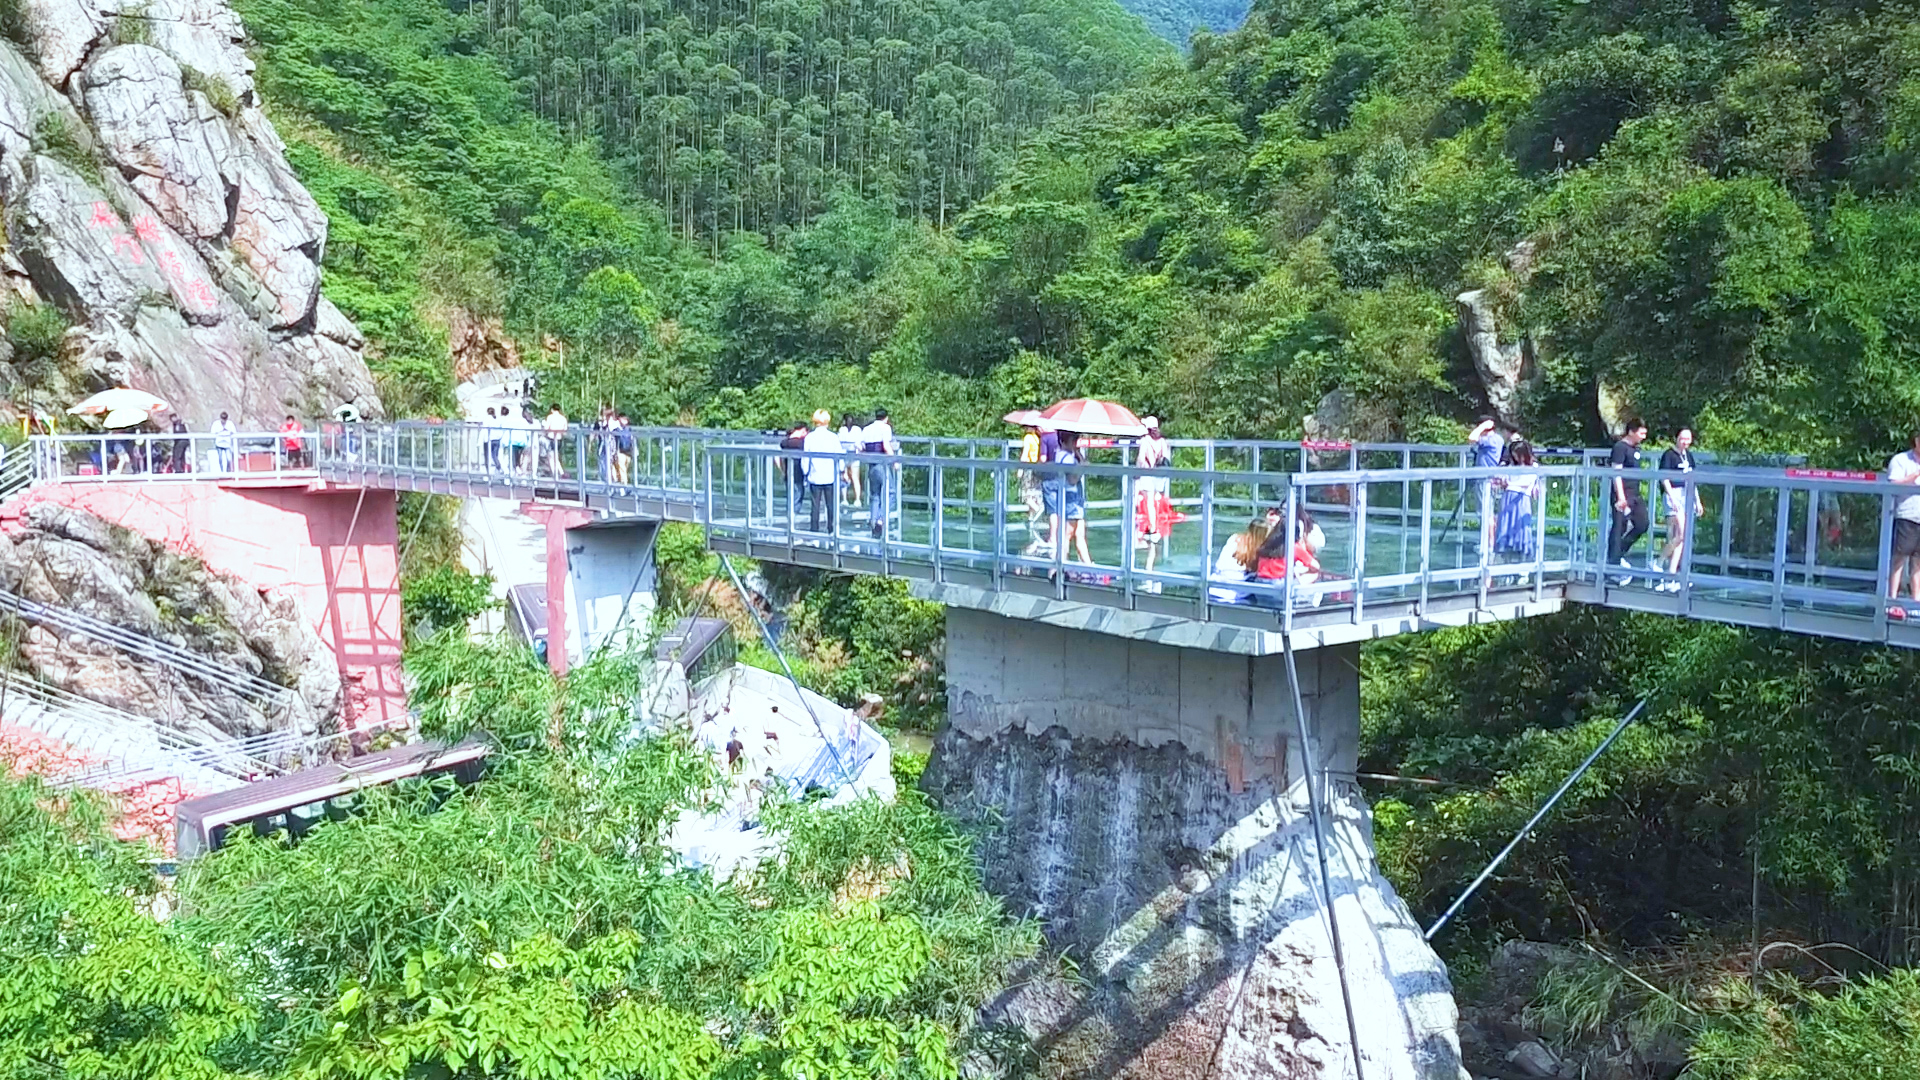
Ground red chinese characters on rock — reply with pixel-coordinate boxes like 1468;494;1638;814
91;208;219;310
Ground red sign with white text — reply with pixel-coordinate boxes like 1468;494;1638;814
1787;468;1879;481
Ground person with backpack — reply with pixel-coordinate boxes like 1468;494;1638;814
613;414;636;487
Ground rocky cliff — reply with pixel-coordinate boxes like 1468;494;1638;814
0;0;380;426
0;501;340;743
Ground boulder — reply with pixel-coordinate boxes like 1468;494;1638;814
16;0;108;87
0;20;381;427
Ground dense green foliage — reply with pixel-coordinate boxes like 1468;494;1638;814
1366;610;1920;964
0;640;1033;1078
1692;971;1920;1078
400;565;497;632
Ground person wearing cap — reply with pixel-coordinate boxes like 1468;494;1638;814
1135;416;1171;569
802;408;843;533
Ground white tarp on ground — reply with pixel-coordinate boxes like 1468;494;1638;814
662;663;895;876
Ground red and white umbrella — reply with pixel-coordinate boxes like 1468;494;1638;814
1001;409;1045;427
1040;398;1147;437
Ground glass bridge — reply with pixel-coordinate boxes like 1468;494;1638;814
34;423;1918;650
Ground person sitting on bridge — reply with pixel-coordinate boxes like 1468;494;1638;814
802;409;842;533
1209;516;1269;604
1887;431;1920;619
1253;507;1325;606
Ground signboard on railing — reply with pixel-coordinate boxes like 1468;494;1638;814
1302;439;1352;451
1787;468;1879;481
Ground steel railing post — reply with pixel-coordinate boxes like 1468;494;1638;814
1770;486;1791;626
1352;479;1367;624
1418;479;1433;615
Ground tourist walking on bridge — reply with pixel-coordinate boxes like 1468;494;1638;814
802;409;842;533
280;414;306;469
1887;432;1920;618
542;404;568;478
1607;420;1650;584
1656;428;1704;593
1134;416;1171;571
862;409;896;539
1470;416;1505;551
838;411;864;507
1019;418;1046;555
1494;437;1540;577
1044;430;1091;565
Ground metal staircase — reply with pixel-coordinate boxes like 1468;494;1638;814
0;670;313;793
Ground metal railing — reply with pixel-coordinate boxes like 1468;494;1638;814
0;588;297;714
29;430;324;483
310;423;1920;649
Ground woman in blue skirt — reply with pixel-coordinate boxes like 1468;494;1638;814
1495;437;1540;566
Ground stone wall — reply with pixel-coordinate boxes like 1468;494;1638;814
926;608;1466;1080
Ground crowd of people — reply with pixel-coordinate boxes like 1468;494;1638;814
83;409;345;476
783;408;898;537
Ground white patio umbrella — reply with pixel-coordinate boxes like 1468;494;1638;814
101;408;151;429
68;387;169;416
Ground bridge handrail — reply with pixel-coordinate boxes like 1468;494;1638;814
29;430;325;484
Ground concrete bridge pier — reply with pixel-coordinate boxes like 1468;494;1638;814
525;509;659;674
925;608;1465;1080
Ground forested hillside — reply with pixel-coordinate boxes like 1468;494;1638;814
1122;0;1248;48
71;0;1920;1071
447;0;1169;235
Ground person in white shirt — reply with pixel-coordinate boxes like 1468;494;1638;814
210;411;236;473
1889;432;1920;617
860;408;896;538
838;412;864;506
801;409;843;532
541;404;569;478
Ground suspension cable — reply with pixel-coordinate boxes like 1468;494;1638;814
1283;632;1366;1080
1424;696;1649;941
717;553;853;786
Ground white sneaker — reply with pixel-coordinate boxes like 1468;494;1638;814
1615;558;1633;586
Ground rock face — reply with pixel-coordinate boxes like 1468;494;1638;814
0;2;380;426
1457;241;1540;429
0;501;341;745
926;728;1466;1080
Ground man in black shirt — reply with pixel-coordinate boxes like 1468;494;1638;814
1607;419;1650;584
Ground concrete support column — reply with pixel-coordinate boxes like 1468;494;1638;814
564;520;659;663
927;608;1466;1080
524;503;592;676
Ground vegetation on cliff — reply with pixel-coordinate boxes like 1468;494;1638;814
0;640;1034;1078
